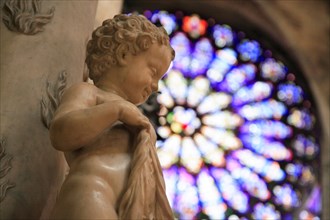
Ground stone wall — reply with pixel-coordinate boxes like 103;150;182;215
0;1;98;219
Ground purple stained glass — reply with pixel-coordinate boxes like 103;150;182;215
278;83;303;105
232;81;273;106
260;58;287;82
137;10;322;220
288;108;314;130
273;184;300;208
293;134;319;158
150;10;177;35
237;40;262;62
240;134;292;161
213;24;234;48
219;64;257;93
237;99;287;120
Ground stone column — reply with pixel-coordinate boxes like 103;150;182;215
0;1;98;219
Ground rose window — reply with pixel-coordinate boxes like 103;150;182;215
140;10;321;220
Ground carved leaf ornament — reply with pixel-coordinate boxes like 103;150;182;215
41;70;67;129
0;138;15;203
1;0;55;35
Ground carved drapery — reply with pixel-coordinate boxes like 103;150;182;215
1;0;55;35
41;70;68;129
0;138;15;203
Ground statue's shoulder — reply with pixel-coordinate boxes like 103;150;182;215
60;82;98;106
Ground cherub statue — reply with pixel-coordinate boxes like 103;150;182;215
49;14;175;219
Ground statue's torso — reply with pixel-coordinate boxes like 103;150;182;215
52;123;134;218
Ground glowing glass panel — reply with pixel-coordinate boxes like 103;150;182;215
182;14;207;38
240;134;292;161
220;64;257;93
197;169;227;219
232;81;273;106
180;137;202;173
211;168;249;213
187;76;210;107
150;10;176;34
238;99;287;120
273;184;300;208
213;24;234;48
278;83;304;105
139;10;321;219
226;158;271;200
293;135;319;158
194;133;225;167
260;58;287;82
252;203;281;220
287;108;314;130
237;40;262;62
175;168;199;219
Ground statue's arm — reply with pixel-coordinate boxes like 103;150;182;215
49;83;150;152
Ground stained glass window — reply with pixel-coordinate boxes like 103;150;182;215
139;10;321;219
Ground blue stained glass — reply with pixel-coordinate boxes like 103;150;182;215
278;83;303;105
138;10;321;219
189;38;213;76
213;24;234;48
237;99;287;120
232;81;273;106
237;40;262;62
175;168;199;219
150;11;177;35
220;64;257;93
273;184;300;208
171;32;191;73
285;163;303;181
197;169;226;219
211;168;249;213
240;134;292;161
293;135;319;158
232;149;286;182
207;49;237;85
240;120;292;139
261;58;287;82
288;108;314;130
163;167;178;208
252;203;281;220
227;158;270;200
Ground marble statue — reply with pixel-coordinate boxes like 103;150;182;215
49;14;175;219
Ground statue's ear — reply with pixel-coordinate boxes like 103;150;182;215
117;51;128;66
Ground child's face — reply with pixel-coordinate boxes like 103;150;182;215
120;43;172;105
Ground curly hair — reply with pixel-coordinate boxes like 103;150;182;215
85;14;175;83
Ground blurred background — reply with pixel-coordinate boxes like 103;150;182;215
0;0;328;219
117;1;329;219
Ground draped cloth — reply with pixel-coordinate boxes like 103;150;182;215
118;129;173;220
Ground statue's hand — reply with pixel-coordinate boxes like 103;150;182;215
117;100;151;131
